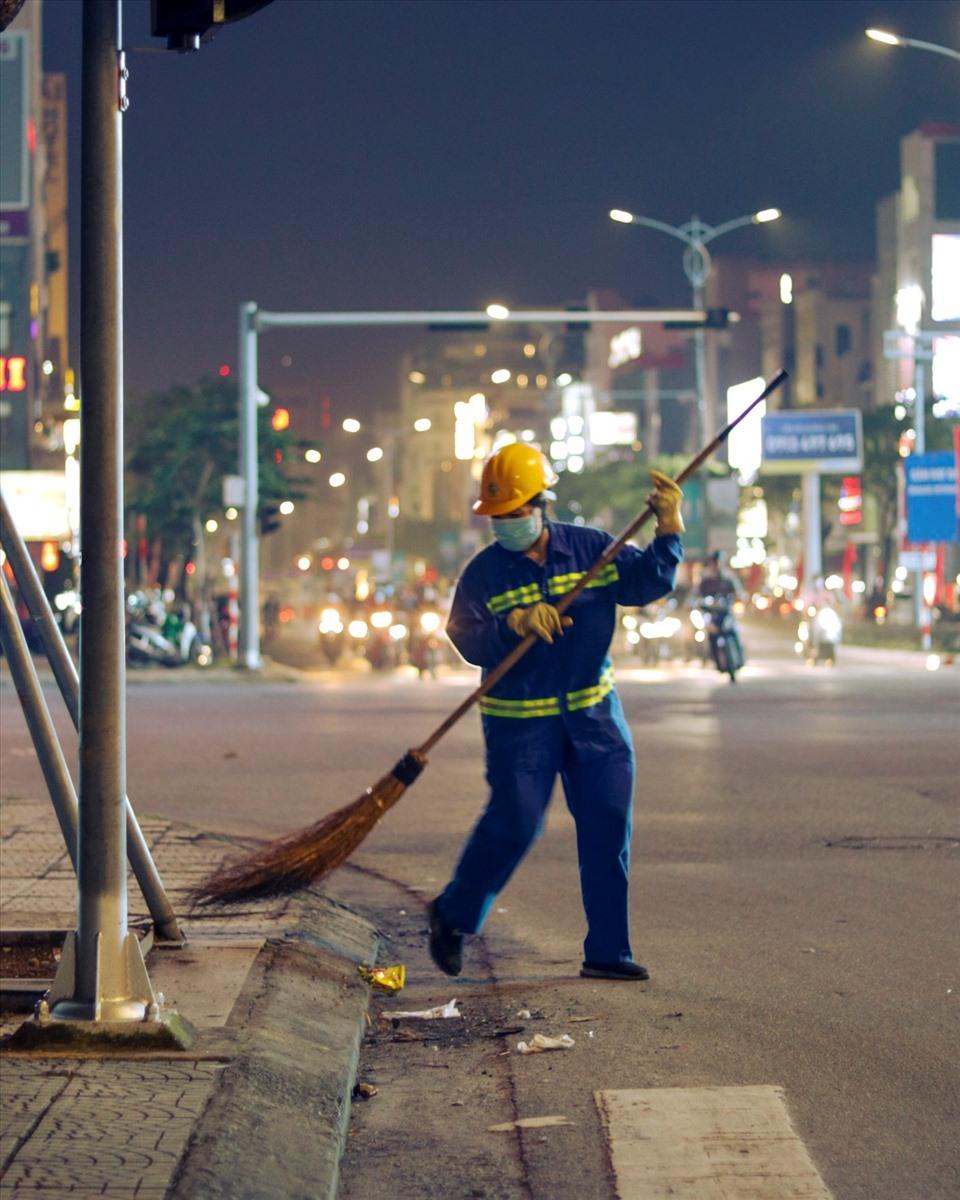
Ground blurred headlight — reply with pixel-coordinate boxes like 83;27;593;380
319;607;344;634
348;620;368;639
420;611;442;634
370;610;393;629
815;609;842;639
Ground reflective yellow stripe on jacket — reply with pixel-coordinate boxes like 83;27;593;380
547;563;619;597
486;582;542;615
486;563;619;617
479;666;615;718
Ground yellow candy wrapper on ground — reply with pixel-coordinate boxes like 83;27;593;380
358;964;406;993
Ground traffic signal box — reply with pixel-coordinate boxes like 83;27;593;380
150;0;275;52
259;503;281;536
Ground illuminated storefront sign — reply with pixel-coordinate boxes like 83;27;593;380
607;326;642;369
726;377;766;483
0;355;27;391
931;234;960;322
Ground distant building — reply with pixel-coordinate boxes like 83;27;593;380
873;122;960;419
0;0;70;471
1;0;76;585
705;258;873;414
395;326;558;529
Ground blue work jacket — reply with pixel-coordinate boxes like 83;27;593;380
447;521;682;753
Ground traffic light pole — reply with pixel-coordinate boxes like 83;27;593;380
45;0;157;1026
238;301;261;669
236;304;728;670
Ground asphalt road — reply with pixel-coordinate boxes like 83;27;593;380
1;625;957;1198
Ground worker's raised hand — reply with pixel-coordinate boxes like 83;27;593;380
648;469;685;536
507;602;573;644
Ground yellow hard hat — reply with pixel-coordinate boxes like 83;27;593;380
473;443;558;516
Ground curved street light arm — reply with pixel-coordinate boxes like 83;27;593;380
899;35;960;62
626;213;698;248
701;213;760;244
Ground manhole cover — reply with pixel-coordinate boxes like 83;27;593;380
824;835;960;851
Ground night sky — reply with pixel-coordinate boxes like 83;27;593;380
41;0;960;429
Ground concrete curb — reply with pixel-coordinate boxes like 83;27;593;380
167;896;379;1200
0;794;380;1199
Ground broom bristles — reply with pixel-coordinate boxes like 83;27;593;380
189;754;421;907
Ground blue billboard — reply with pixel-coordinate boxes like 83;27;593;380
905;452;959;544
760;410;862;474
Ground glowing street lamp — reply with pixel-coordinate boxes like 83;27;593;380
866;28;960;62
608;205;781;441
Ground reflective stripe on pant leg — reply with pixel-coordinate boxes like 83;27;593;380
439;755;558;935
561;734;635;963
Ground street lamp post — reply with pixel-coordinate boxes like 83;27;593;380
866;28;960;64
609;207;780;444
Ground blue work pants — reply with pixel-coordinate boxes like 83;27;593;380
438;712;635;964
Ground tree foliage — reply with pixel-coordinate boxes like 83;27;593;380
553;449;727;534
125;378;304;584
862;405;955;581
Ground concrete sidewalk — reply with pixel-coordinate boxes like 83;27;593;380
0;794;379;1199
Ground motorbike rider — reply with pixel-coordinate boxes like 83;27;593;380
697;550;744;665
427;442;683;982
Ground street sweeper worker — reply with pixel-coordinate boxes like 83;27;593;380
428;441;683;981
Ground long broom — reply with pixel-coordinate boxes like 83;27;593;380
192;369;788;906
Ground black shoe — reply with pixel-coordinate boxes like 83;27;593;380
580;960;650;981
427;899;463;977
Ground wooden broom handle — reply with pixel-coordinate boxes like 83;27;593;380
416;369;788;755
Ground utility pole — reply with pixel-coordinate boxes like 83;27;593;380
45;0;156;1027
238;301;261;669
236;306;724;669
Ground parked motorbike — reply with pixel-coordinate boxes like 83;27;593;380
126;595;213;668
696;595;744;682
795;605;842;666
53;588;82;635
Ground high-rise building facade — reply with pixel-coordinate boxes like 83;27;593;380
873;123;960;420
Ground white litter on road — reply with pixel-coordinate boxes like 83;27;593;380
389;998;461;1020
488;1115;575;1132
517;1033;575;1054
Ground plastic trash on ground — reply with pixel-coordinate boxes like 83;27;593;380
358;964;406;993
489;1115;574;1131
390;998;461;1020
517;1033;575;1054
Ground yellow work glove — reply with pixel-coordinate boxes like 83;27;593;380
648;469;685;536
507;602;573;644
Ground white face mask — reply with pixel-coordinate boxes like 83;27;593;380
492;508;543;552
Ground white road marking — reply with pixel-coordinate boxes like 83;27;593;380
595;1085;833;1198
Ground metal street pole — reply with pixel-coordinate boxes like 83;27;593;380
238;300;261;669
609;209;780;448
49;0;155;1024
237;305;714;669
913;359;928;644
